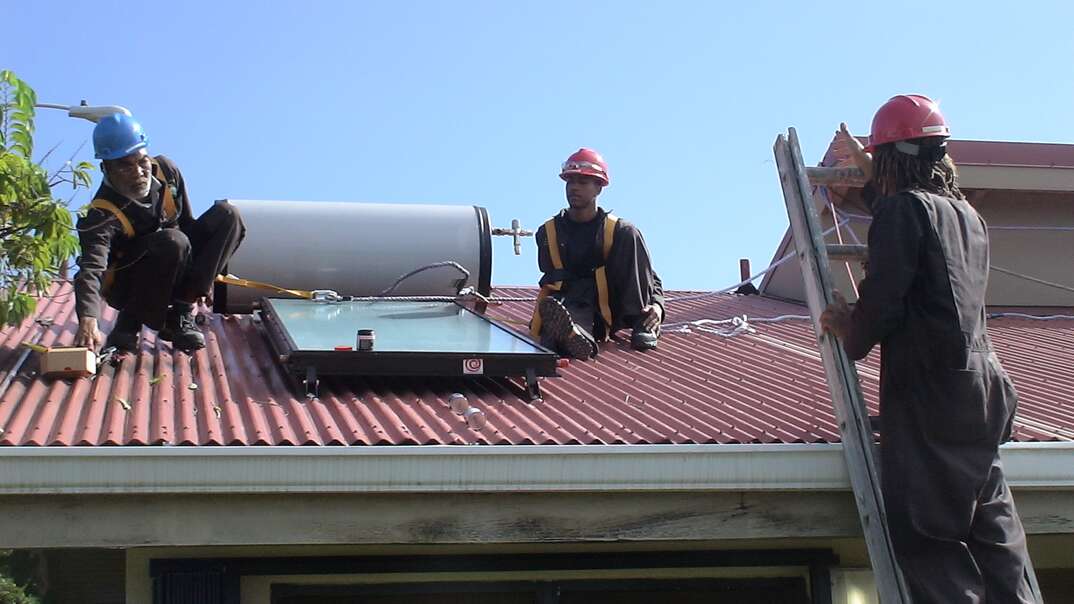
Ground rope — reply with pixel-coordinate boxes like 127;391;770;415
820;187;859;297
659;309;1072;341
988;312;1074;320
347;295;465;302
663;314;810;329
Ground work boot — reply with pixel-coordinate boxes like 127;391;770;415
104;310;142;354
158;303;206;351
630;317;660;351
538;297;597;360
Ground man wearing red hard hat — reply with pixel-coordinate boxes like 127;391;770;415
821;95;1034;603
530;148;664;359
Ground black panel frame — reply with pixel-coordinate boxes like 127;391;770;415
259;297;557;385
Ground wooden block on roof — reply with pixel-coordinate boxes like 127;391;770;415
41;347;96;379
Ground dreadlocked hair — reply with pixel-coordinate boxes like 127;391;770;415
871;137;965;200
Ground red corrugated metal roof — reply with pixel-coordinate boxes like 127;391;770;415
1;283;1071;446
823;138;1074;170
946;140;1074;169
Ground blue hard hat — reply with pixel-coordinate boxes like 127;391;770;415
92;113;149;160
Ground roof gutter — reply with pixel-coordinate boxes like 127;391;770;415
0;442;1070;495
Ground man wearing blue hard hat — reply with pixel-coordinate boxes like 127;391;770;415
73;113;245;353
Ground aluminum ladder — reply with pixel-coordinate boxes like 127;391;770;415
773;128;1045;603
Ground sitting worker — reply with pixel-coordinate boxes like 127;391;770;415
72;113;245;353
531;148;664;359
820;95;1034;603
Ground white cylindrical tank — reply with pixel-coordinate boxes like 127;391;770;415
216;200;492;313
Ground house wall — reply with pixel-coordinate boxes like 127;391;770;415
974;190;1074;307
762;186;1074;308
37;549;125;604
831;534;1074;604
0;491;866;549
0;488;1066;602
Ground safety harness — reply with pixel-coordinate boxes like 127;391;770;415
530;212;618;339
89;158;180;293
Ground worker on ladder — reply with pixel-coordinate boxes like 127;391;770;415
820;95;1035;603
73;113;246;353
531;148;664;359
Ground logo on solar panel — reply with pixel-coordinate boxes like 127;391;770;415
463;358;484;375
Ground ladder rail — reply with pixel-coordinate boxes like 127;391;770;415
774;128;913;604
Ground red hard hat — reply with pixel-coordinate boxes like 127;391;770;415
865;94;950;152
560;148;610;186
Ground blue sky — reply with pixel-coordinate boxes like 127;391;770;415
8;1;1074;290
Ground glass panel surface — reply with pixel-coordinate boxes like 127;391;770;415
268;299;543;354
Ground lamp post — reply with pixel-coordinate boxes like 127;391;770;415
29;102;130;279
33;101;131;123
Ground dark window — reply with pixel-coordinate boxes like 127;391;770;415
274;582;538;604
559;578;809;604
274;578;809;604
280;594;533;604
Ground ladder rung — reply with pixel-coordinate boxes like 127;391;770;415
806;166;868;187
826;244;868;261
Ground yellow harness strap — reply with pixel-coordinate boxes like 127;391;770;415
89;199;136;238
214;274;314;300
150;158;179;224
530;218;563;337
594;213;618;330
86;199;132;296
530;213;618;338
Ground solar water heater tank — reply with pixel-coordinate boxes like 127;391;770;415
215;200;492;313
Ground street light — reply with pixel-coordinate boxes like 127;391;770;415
34;101;131;123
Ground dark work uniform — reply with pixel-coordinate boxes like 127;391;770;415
74;155;245;330
843;189;1033;603
535;209;664;342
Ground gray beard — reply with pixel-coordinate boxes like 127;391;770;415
114;180;151;202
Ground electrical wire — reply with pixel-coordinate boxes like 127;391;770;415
377;261;471;298
989;266;1074;294
819;186;859;297
833;209;1074;295
663;219;853;304
836;210;1074;231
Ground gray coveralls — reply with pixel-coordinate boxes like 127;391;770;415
842;189;1034;603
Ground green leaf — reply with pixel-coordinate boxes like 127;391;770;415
0;73;86;326
9;110;32;131
15;88;34;112
10;142;30;159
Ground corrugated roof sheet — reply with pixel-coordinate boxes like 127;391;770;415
822;138;1074;169
1;283;1071;446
